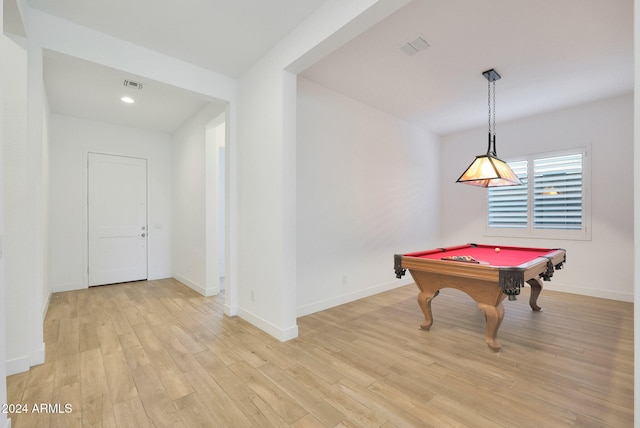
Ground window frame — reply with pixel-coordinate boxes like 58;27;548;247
484;146;591;241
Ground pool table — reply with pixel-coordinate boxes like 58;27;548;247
394;244;566;350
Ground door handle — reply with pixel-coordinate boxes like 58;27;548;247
141;233;146;237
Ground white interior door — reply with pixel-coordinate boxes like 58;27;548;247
88;153;147;286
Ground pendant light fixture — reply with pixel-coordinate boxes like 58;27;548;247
456;69;522;187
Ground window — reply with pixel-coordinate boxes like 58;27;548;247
487;149;590;240
487;160;528;229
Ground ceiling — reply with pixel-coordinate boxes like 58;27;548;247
25;0;634;136
301;0;634;135
28;0;328;78
43;51;223;134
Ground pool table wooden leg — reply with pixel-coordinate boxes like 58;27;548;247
477;301;505;351
527;277;543;311
417;290;439;330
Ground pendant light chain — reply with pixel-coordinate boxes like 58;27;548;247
492;79;496;139
488;78;492;138
487;77;496;154
487;80;496;138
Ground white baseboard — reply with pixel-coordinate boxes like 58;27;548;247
31;342;45;366
173;274;204;294
173;274;219;297
52;282;86;293
296;278;413;318
545;282;633;303
148;272;172;281
224;303;237;317
202;285;220;297
42;289;52;318
236;307;298;342
6;356;30;376
6;342;46;376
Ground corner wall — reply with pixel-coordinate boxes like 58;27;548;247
632;0;639;421
0;1;11;424
27;3;238;309
235;0;411;341
171;103;226;296
49;114;173;291
441;93;634;301
296;78;441;315
2;30;44;374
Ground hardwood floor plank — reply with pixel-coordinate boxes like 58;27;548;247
49;382;82;428
6;371;28;402
56;318;80;357
109;312;134;336
290;413;325;428
103;353;138;404
53;353;80;390
173;392;225;427
234;394;290;428
203;335;244;366
334;378;431;427
130;364;187;428
112;397;151;428
184;366;254;427
122;306;146;326
288;365;387;427
17;364;56;428
118;331;151;369
79;348;109;400
97;324;123;356
369;378;479;428
193;349;254;401
81;392;117;428
229;360;308;424
147;349;194;401
131;323;165;354
169;324;208;354
258;363;345;427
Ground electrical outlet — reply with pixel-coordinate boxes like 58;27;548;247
250;289;255;302
342;275;348;285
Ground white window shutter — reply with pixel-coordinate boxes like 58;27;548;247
487;160;528;229
533;154;583;230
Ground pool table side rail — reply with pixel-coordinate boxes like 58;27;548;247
394;248;566;298
402;243;562;259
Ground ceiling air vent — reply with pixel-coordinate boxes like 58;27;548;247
399;35;430;56
123;79;144;90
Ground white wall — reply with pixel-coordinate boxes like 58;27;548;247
41;86;51;315
2;30;45;375
49;114;173;291
0;1;11;424
441;93;634;302
633;0;639;420
296;78;440;315
172;103;226;296
235;0;411;341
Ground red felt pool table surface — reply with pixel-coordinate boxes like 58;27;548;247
404;244;559;267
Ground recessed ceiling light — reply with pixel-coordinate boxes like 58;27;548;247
121;96;135;104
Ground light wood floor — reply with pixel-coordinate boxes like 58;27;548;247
6;278;633;427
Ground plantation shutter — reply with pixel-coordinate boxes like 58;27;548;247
533;153;583;230
487;160;528;228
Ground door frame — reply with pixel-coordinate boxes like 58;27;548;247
83;150;149;288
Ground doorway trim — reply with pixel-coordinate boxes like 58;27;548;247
82;149;150;288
